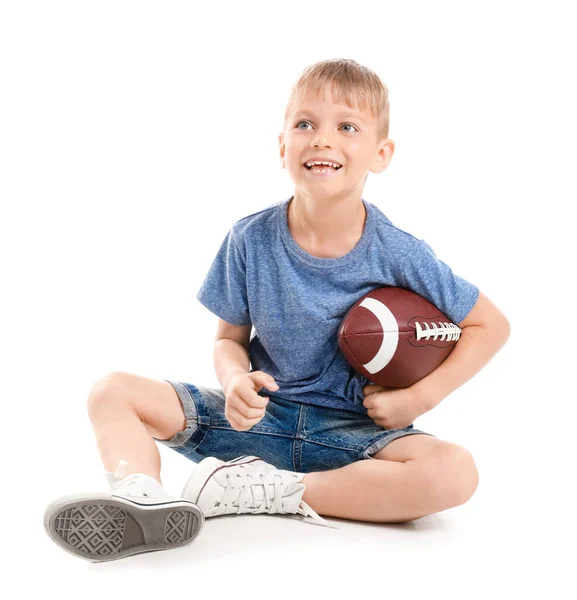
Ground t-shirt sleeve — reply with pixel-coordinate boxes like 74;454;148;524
196;226;252;326
400;239;480;326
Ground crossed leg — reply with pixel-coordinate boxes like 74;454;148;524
301;434;480;523
87;371;479;523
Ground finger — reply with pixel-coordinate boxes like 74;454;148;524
238;385;270;409
227;404;263;429
226;409;244;431
225;404;244;430
232;395;267;419
365;384;386;392
367;408;381;421
251;371;279;392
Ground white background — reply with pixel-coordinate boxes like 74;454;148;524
1;0;574;597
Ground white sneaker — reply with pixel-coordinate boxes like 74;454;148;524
181;455;339;530
43;460;205;562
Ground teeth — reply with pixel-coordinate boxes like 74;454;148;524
305;160;342;169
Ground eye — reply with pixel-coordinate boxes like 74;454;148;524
295;120;358;133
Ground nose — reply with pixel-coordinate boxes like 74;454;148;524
311;128;335;148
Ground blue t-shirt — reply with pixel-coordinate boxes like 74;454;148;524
197;195;480;415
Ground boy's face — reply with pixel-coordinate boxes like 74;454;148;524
279;86;395;200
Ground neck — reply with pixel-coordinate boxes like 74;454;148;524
287;192;367;251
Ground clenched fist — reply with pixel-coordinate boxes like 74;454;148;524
224;370;279;432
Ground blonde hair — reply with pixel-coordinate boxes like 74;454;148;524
283;58;390;141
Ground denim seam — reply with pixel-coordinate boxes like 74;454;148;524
293;403;306;472
208;422;296;437
303;438;366;453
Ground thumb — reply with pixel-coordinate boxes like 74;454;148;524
254;371;279;391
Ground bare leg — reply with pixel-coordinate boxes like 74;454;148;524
300;454;451;523
86;372;191;487
87;389;164;485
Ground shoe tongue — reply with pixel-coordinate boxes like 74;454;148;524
106;459;131;491
105;471;118;491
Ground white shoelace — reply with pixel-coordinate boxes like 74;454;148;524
218;470;339;529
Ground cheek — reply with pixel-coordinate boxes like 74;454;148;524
284;153;305;172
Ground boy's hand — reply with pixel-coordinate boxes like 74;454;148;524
362;383;428;430
224;371;279;432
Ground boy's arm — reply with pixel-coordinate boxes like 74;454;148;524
410;291;511;410
214;339;251;396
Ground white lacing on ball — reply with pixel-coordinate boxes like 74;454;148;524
415;321;461;341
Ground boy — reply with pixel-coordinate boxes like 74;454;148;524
44;58;511;562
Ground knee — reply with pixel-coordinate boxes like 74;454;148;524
425;445;480;509
87;371;135;416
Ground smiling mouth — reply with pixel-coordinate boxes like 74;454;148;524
303;163;343;171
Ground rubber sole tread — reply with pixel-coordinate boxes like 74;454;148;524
44;492;204;562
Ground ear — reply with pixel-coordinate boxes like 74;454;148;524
278;132;286;166
371;138;395;174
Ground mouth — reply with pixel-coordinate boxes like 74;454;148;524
303;162;343;174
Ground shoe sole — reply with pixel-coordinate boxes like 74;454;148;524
44;492;204;563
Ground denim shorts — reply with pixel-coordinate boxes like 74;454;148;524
155;380;435;474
